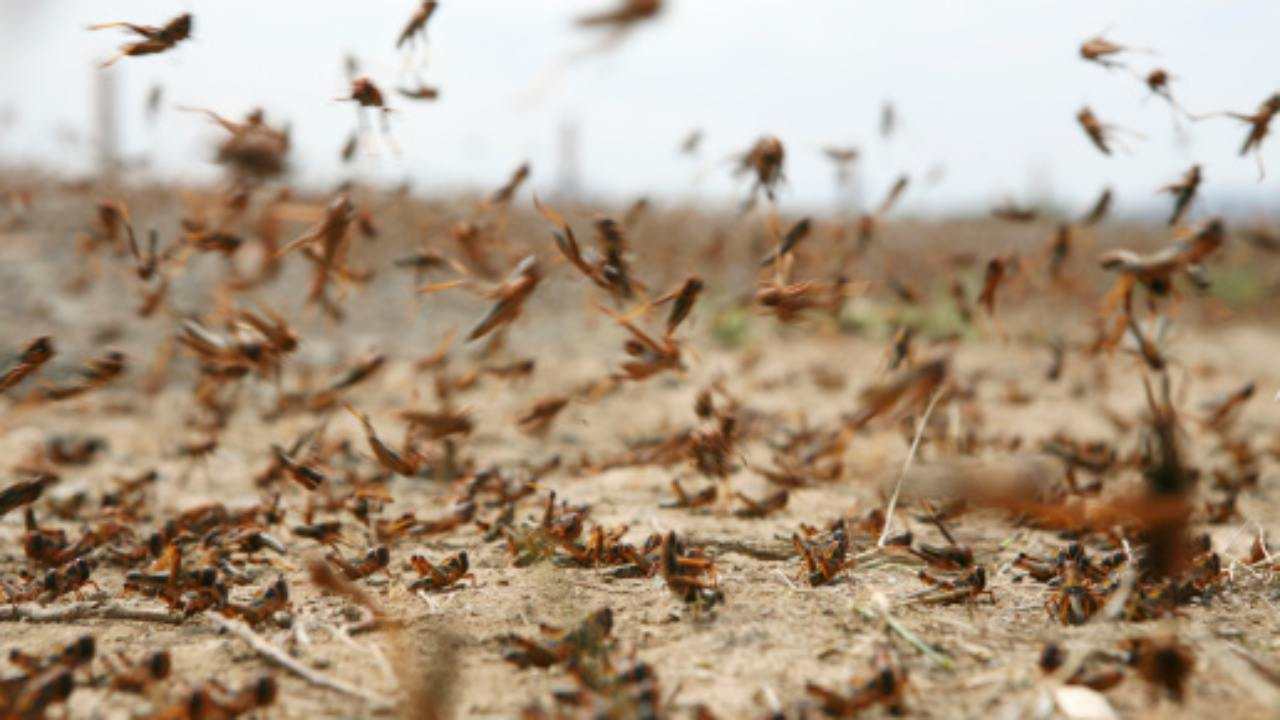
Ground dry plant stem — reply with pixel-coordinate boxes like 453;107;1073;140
1230;646;1280;688
699;539;795;561
877;387;946;547
1099;566;1138;621
0;602;184;624
854;605;954;670
208;613;395;708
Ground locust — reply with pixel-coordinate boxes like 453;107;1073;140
679;128;703;155
1160;164;1201;226
805;646;909;717
991;200;1038;223
26;351;127;403
327;546;390;581
1077;106;1123;155
89;13;192;67
735;136;786;207
0;336;54;392
396;1;439;48
658;531;722;605
600;303;683;381
1080;186;1113;226
534;196;643;304
978;256;1007;316
911;566;994;605
662;479;718;510
180;106;290;178
346;404;422;475
732;489;789;519
517;396;570;437
792;522;853;586
758;217;812;268
844;357;948;431
220;577;290;626
103;651;171;695
854;174;910;252
1194;93;1280;178
576;0;662;30
655;276;703;337
462;255;543;341
1144;68;1186;114
490;162;531;206
1099;217;1225;303
271;445;327;491
1078;33;1150;69
397;82;441;101
408;551;474;591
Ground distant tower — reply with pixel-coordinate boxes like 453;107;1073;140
837;173;859;217
825;147;863;217
94;65;121;179
1027;157;1055;210
554;119;582;200
835;162;864;217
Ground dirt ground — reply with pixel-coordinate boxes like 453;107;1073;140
2;184;1280;719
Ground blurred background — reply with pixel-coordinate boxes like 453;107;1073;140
0;0;1276;216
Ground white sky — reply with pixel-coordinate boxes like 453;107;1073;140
0;0;1277;216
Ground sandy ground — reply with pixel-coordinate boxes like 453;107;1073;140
1;186;1279;719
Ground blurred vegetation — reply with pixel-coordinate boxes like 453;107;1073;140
710;305;751;349
1208;264;1266;308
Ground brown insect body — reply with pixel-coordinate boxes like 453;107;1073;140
90;13;192;67
736;136;786;206
576;0;663;29
396;1;439;48
1161;164;1202;226
409;551;473;591
0;337;55;392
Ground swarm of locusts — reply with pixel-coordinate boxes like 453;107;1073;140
1;7;1279;720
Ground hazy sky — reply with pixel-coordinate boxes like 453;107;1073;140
0;1;1277;216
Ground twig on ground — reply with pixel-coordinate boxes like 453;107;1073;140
208;613;395;708
877;387;946;547
0;602;184;624
698;538;795;561
855;604;955;670
1231;645;1280;688
773;569;798;591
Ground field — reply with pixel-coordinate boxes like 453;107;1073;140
0;173;1279;720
